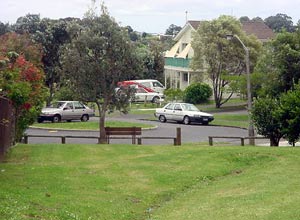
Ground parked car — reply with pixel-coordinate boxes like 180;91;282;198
117;81;155;93
133;87;164;103
38;101;95;123
155;102;214;125
133;79;165;94
118;79;165;94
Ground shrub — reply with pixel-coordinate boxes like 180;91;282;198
183;83;212;104
164;88;184;101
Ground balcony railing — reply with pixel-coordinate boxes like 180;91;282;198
165;57;191;68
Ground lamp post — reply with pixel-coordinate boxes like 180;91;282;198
226;34;255;145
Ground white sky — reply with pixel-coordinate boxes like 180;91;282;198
1;0;300;33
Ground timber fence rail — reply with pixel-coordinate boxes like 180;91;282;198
23;127;182;146
208;136;269;146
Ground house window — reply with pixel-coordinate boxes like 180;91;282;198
183;73;188;82
181;43;188;52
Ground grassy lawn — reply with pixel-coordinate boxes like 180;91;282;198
1;144;300;219
31;120;155;130
211;113;249;128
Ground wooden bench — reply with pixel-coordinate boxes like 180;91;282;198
105;127;142;144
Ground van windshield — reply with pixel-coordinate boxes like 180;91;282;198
153;81;164;88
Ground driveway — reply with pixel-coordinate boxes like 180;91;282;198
26;111;249;145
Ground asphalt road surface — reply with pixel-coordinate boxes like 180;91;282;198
26;114;249;146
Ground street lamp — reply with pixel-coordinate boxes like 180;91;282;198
226;34;255;145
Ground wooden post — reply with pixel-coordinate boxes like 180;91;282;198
173;138;177;146
176;127;181;146
137;138;142;145
62;136;66;144
241;138;244;146
132;127;136;144
24;135;28;144
209;137;213;146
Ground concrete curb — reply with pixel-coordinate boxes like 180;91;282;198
28;125;158;132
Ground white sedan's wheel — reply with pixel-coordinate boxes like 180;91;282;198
159;115;166;123
183;116;190;125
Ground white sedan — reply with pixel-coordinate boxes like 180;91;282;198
155;103;214;125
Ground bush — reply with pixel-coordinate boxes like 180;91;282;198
183;83;212;104
164;88;184;101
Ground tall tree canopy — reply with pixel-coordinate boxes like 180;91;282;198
264;13;295;32
61;5;139;143
255;31;300;97
165;24;182;36
192;15;262;108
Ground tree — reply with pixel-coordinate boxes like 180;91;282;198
12;14;73;105
264;13;295;32
165;24;182;36
61;5;139;143
37;18;71;105
0;22;10;35
278;86;300;146
13;14;43;34
255;31;300;97
239;16;250;22
0;34;46;142
252;87;300;146
251;97;283;146
251;17;264;22
191;15;262;108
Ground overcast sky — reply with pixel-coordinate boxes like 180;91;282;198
1;0;300;33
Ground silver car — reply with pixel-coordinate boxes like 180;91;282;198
155;103;214;125
38;101;95;123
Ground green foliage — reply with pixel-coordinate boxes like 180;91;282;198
278;86;300;146
165;24;182;36
251;86;300;146
264;13;295;32
183;83;212;104
61;4;140;142
191;15;262;108
164;88;184;101
255;31;300;97
251;97;283;146
0;56;46;142
0;33;47;142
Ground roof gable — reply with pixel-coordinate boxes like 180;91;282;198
241;21;275;41
174;20;275;42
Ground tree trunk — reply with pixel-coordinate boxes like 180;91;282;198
270;137;280;147
97;102;107;144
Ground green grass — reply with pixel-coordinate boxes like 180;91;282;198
212;113;249;128
31;120;155;130
1;144;300;219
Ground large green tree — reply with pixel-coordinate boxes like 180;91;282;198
252;86;300;146
255;31;300;97
191;15;262;108
61;6;139;143
264;13;295;32
13;14;72;105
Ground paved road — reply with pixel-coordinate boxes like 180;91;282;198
26;113;249;145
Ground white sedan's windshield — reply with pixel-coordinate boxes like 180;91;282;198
181;104;199;112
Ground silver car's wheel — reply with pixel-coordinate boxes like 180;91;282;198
81;114;89;122
52;115;61;123
159;115;166;123
183;116;190;125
